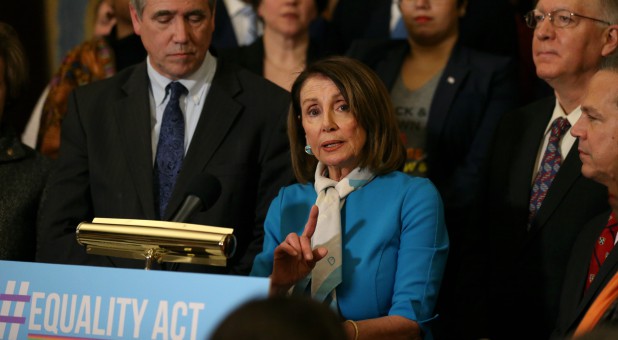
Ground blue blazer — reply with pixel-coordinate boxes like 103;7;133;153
251;172;449;336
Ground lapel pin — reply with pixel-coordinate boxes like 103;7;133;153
447;76;456;84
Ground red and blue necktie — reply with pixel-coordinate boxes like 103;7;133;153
586;212;618;290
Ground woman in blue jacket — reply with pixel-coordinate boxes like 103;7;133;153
251;56;448;339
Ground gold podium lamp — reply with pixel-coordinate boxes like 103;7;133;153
76;218;236;270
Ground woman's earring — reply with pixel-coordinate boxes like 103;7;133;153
304;145;313;155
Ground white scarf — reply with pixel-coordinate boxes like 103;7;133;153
305;162;375;304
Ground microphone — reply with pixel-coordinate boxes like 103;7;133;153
164;173;229;271
170;173;222;222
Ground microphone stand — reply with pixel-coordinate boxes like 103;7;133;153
144;248;159;270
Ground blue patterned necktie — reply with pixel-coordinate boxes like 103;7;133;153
528;117;571;228
154;82;187;219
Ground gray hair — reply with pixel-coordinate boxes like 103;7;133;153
598;0;618;71
600;50;618;71
532;0;618;24
599;0;618;25
130;0;216;19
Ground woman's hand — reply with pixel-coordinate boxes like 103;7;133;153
269;205;328;296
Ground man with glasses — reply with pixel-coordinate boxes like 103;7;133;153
459;0;618;338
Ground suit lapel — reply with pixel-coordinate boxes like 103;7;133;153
427;44;469;147
567;211;618;330
511;98;555;213
374;42;407;89
163;61;243;219
531;141;582;231
115;63;157;219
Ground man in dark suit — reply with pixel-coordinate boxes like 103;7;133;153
35;0;294;276
459;0;618;338
553;54;618;337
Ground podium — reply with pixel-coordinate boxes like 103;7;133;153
0;261;268;340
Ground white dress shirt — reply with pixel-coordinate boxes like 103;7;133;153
531;99;581;183
147;52;217;162
224;0;261;46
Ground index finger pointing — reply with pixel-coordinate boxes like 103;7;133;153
301;205;319;238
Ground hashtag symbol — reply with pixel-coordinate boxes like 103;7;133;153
0;281;31;340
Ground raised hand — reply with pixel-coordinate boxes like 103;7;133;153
269;205;328;296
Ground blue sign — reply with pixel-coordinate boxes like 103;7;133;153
0;261;269;339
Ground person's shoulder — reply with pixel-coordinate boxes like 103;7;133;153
74;62;145;96
52;37;115;84
0;126;51;178
279;182;314;197
456;44;513;71
492;96;555;139
503;95;555;119
368;173;443;211
374;172;439;195
61;36;110;63
346;38;406;61
216;59;289;98
270;182;314;206
20;147;52;179
215;41;264;77
347;38;398;52
216;45;246;62
216;39;260;62
377;170;428;182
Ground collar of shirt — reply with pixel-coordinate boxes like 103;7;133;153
532;98;582;182
546;98;582;134
146;51;217;109
390;0;402;31
147;52;218;160
224;0;251;18
545;98;581;156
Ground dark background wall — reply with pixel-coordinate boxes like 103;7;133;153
0;1;49;134
0;0;93;137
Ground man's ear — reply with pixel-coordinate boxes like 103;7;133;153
129;3;142;36
602;25;618;57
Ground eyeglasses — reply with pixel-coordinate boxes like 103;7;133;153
524;9;611;29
